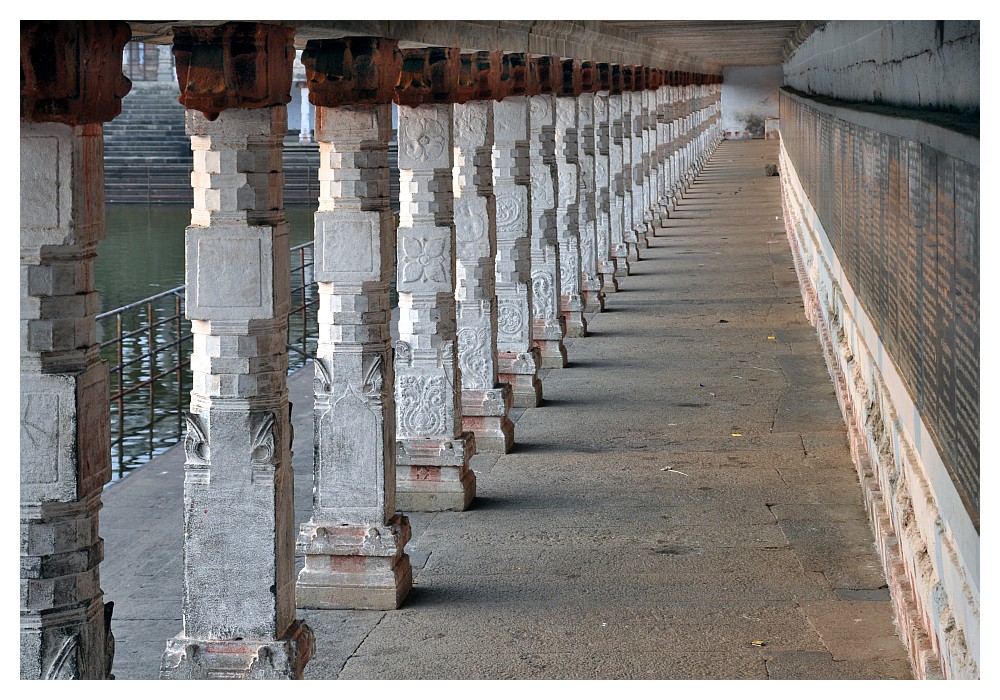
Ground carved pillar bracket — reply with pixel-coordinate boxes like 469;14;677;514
594;63;618;293
294;37;411;611
20;20;132;681
527;56;568;367
608;65;630;277
576;62;603;313
160;23;314;680
454;51;514;453
554;58;586;336
393;47;476;511
493;53;543;408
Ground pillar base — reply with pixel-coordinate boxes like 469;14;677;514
396;434;476;511
160;620;315;680
627;241;641;262
295;515;413;611
561;298;588;338
462;384;515;453
534;338;568;368
498;351;543;408
582;287;606;313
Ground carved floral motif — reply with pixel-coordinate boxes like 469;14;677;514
458;326;491;389
532;272;554;319
400;236;448;284
396;375;447;435
495;194;522;234
400;116;445;162
497;298;525;340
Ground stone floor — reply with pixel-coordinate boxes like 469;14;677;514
100;139;912;680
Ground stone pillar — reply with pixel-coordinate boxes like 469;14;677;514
157;44;175;83
454;51;514;453
160;24;314;679
619;66;639;263
594;66;618;294
628;69;650;250
639;69;656;237
20;20;131;681
294;38;411;611
493;54;543;408
527;56;568;368
298;86;312;142
608;66;630;278
576;61;603;313
554;59;586;337
655;73;671;225
393;47;476;511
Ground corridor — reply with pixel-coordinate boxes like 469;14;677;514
99;140;911;680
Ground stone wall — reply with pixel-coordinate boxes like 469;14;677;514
783;20;979;113
720;65;782;139
779;88;979;679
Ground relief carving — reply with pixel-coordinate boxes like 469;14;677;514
396;375;447;436
458;326;491;389
400;235;448;284
183;412;210;465
250;411;276;465
495;193;523;234
400;116;445;162
532;272;554;319
497;298;525;340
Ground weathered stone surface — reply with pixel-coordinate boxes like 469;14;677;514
20;21;132;125
554;87;586;337
493;95;544;408
395;102;476;511
163;103;311;678
21;120;113;679
453;98;514;452
593;89;618;293
394;47;460;107
608;90;630;278
172;22;294;121
526;70;568;368
302;37;401;107
577;91;604;313
296;101;412;610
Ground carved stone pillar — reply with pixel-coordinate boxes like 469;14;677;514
639;69;656;237
619;66;639;263
159;23;314;679
493;54;543;408
554;59;586;337
655;74;672;225
594;67;617;294
393;47;476;511
576;62;603;312
527;56;568;368
454;51;514;453
20;20;130;681
293;38;411;611
608;67;630;278
628;69;650;250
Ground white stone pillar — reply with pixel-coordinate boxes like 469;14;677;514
609;92;630;277
295;102;412;610
655;81;671;224
593;89;618;294
298;86;312;142
619;84;639;263
157;44;175;83
21;121;115;681
629;88;649;250
454;100;514;452
554;94;586;336
640;85;655;236
493;95;544;407
160;103;314;679
395;102;476;511
576;91;603;312
528;92;568;367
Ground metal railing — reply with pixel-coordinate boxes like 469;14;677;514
97;241;317;480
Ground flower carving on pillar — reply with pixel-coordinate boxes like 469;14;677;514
532;272;554;319
401;116;445;162
455;201;487;245
497;298;525;341
400;235;448;284
495;193;522;234
529;96;550;123
530;164;554;209
456;108;487;142
397;375;447;435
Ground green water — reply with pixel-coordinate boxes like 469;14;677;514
96;203;317;312
95;203;318;479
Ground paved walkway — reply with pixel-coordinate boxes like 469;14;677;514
100;140;912;680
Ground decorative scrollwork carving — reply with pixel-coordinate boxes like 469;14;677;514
250;412;276;465
396;375;447;435
183;412;209;465
458;326;491;389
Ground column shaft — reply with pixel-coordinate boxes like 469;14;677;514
609;95;630;277
554;96;586;336
493;97;543;407
528;94;568;367
295;103;412;610
395;102;476;512
576;93;603;312
593;91;618;293
454;100;514;452
161;105;313;679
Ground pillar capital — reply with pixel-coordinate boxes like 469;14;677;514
621;65;635;92
302;37;401;107
529;55;559;96
458;50;505;102
580;61;597;93
394;47;461;106
172;22;294;121
20;20;132;124
502;53;535;97
633;66;647;92
558;58;581;97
